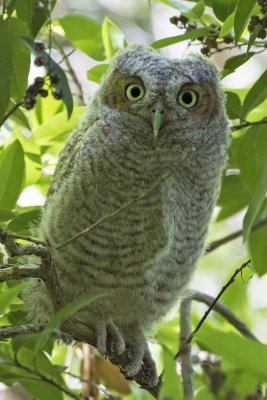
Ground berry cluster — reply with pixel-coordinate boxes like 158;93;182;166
248;0;267;39
23;41;62;110
170;16;234;56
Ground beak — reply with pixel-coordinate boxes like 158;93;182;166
151;100;164;140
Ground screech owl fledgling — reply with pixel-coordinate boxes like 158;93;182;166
24;45;230;387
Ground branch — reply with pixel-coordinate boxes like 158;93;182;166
0;264;41;282
175;259;252;359
206;216;267;253
231;117;267;132
191;291;258;341
0;101;23;128
0;324;43;340
179;298;194;399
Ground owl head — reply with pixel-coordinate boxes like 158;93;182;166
96;45;229;150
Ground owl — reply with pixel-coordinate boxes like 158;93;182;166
24;45;230;387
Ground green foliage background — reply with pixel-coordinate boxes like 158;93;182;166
0;0;267;399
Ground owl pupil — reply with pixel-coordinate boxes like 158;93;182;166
131;87;141;98
182;92;193;104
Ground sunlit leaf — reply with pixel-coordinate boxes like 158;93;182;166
241;68;267;118
249;212;267;276
226;91;241;119
87;64;109;83
8;208;42;233
234;0;256;42
0;209;16;222
243;161;267;241
102;17;126;59
212;0;238;22
219;12;235;37
222;52;255;78
159;349;182;399
0;283;26;314
0;140;25;210
59;14;105;61
0;20;12;121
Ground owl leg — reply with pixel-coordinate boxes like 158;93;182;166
96;320;125;357
124;330;158;387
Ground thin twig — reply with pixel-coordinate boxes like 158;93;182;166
231;117;267;132
191;291;258;341
206;216;267;253
53;36;85;106
11;358;84;400
175;259;252;359
0;101;23;128
179;299;194;399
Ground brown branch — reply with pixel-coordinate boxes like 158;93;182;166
231;118;267;132
206;216;267;253
0;264;41;282
175;259;252;359
0;324;43;340
179;298;194;399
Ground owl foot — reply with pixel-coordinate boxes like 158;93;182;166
124;338;158;388
96;321;125;357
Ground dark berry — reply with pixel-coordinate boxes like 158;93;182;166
179;15;189;26
52;90;63;100
34;41;45;51
34;77;45;88
39;89;48;97
200;46;210;56
170;16;179;25
50;74;61;85
34;56;44;66
223;36;234;43
23;98;36;110
27;84;39;96
250;15;260;26
187;22;197;31
257;27;267;38
261;15;267;27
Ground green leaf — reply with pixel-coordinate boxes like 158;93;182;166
0;209;16;222
59;15;105;61
151;28;213;49
234;0;256;42
226;91;241;119
16;0;57;37
247;25;261;52
8;208;42;233
249;214;267;276
237;125;267;191
0;283;25;314
10;103;31;129
243;161;267;241
7;18;31;103
217;174;250;220
212;0;238;22
0;20;12;121
87;64;109;83
102;17;126;59
158;0;205;22
197;326;267;380
35;292;106;353
0;140;25;210
159;349;182;399
22;36;73;118
33;107;85;146
222;52;255;78
219;12;235;37
241;69;267;118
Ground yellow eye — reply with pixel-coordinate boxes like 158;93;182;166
126;83;145;101
178;89;198;108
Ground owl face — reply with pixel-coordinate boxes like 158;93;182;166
99;45;228;148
